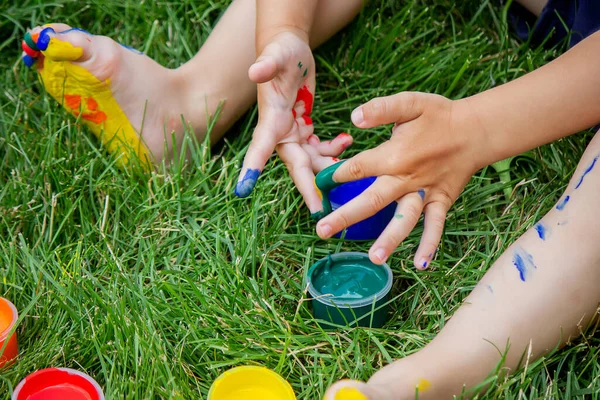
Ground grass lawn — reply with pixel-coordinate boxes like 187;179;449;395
1;0;599;398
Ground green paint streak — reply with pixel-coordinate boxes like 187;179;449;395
24;32;39;51
395;213;404;219
310;210;325;221
311;255;387;300
303;69;308;77
298;61;303;69
314;160;346;218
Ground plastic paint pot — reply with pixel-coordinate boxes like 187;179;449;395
306;252;393;328
314;161;395;241
0;297;18;368
208;366;296;400
329;177;396;240
12;368;105;400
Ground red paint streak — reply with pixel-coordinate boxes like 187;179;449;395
294;85;313;125
86;97;98;110
81;111;107;124
337;132;351;139
64;94;81;110
332;157;340;162
14;369;100;400
291;109;296;119
22;41;40;57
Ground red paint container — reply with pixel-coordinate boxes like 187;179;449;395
0;297;18;368
12;368;104;400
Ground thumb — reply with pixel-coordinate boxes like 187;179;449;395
234;123;277;198
248;41;284;83
351;92;425;129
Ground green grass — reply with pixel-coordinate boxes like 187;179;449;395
1;0;599;398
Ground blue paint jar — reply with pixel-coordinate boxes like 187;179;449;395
328;177;396;241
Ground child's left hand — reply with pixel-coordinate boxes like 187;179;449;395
316;92;488;268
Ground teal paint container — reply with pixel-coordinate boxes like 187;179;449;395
306;252;393;328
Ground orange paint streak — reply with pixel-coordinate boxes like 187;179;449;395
82;111;107;124
64;94;81;110
86;97;98;110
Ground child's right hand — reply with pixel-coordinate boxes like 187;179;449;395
316;92;489;268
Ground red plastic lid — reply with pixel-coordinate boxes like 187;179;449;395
12;368;104;400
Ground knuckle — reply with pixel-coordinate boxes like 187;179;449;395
403;202;422;222
346;160;365;180
365;191;387;213
364;98;387;120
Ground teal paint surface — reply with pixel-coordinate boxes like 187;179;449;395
306;252;393;328
312;256;388;301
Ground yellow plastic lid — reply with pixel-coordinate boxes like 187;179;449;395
208;366;296;400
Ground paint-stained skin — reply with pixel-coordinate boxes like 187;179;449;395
235;168;261;198
295;85;313;125
395;213;404;219
334;387;368;400
416;378;431;392
23;28;151;168
534;222;551;240
418;189;425;200
575;154;599;189
556;195;570;211
487;284;494;293
513;247;537;282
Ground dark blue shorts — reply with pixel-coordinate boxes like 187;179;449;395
510;0;600;48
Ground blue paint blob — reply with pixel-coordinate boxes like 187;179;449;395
512;247;537;282
556;195;570;211
421;261;427;268
418;189;425;200
119;43;144;55
575;155;599;189
37;27;55;51
235;168;260;198
57;27;92;35
22;55;35;68
534;222;551;240
487;285;494;293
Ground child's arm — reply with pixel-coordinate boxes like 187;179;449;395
235;0;353;215
316;31;600;268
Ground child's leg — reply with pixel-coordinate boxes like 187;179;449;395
325;133;600;400
24;0;363;165
516;0;548;16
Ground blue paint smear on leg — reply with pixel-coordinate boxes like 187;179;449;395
534;222;551;240
556;195;570;211
487;284;494;293
235;168;260;198
418;189;425;200
575;154;599;189
57;28;92;35
512;247;537;282
119;43;144;55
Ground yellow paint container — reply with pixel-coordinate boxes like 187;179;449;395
208;366;296;400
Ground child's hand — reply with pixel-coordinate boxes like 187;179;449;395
316;92;487;268
235;31;352;214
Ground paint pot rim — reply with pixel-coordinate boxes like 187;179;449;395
207;365;296;400
0;297;18;342
12;367;105;400
306;252;393;309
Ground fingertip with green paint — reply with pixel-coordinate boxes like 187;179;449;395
314;160;347;218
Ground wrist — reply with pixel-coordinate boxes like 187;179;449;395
257;25;310;55
452;97;496;172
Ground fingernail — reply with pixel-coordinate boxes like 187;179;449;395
373;248;388;264
22;54;35;68
351;107;364;126
234;168;260;198
36;27;55;51
318;223;332;238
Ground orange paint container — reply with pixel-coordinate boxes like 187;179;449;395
0;297;18;368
